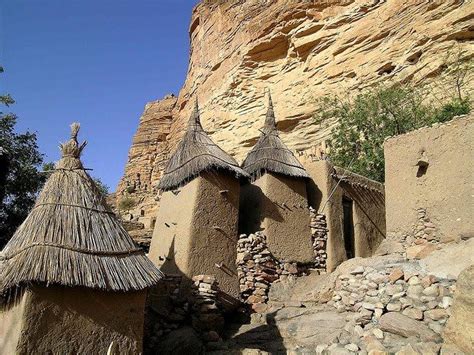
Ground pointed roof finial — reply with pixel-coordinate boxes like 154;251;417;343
58;122;87;169
188;97;201;127
264;90;276;131
70;122;80;140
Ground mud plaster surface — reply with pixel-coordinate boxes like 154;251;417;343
0;285;146;354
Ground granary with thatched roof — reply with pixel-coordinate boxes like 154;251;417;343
240;94;314;264
0;123;163;354
148;100;248;308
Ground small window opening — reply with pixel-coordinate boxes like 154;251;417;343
416;160;429;177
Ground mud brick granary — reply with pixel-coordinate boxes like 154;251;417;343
148;101;248;309
0;124;163;354
240;94;314;263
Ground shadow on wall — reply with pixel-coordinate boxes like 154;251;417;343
144;239;287;354
239;182;284;235
306;178;322;210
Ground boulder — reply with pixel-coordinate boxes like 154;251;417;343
443;265;474;353
406;244;438;260
420;238;474;279
379;312;440;342
375;239;404;256
273;308;347;348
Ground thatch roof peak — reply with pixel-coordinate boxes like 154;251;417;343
242;95;309;180
264;92;276;132
189;99;201;126
158;101;249;191
0;124;163;296
57;122;88;170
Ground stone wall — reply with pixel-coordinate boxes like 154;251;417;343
236;226;326;312
310;207;328;272
385;114;474;244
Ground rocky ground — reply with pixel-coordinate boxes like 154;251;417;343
204;237;473;354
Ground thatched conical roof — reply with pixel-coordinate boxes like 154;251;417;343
0;123;163;295
242;94;309;180
158;100;248;191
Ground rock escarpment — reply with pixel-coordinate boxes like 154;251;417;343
117;0;473;228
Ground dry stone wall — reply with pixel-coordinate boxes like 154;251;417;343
310;207;328;272
191;275;225;334
237;218;328;311
411;208;439;244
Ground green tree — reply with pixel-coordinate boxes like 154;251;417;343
0;67;46;247
315;84;471;183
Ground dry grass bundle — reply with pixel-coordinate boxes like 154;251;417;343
242;95;309;181
158;100;249;191
0;123;163;296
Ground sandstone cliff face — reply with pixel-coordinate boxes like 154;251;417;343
116;95;176;227
117;0;473;225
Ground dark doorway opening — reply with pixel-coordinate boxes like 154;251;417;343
342;197;355;259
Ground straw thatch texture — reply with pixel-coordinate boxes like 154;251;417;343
242;95;309;180
0;123;163;295
158;101;248;191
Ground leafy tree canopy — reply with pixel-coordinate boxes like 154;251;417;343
315;84;470;183
0;67;46;247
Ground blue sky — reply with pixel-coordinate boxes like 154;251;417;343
0;0;198;191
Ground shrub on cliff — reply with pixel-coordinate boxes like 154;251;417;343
315;50;472;183
315;85;471;183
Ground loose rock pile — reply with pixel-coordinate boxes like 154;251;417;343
310;207;328;272
191;275;224;333
236;232;300;309
326;264;455;353
411;207;439;244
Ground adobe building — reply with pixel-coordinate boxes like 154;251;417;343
148;101;248;308
0;124;163;354
384;114;473;243
303;159;386;272
240;95;314;264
